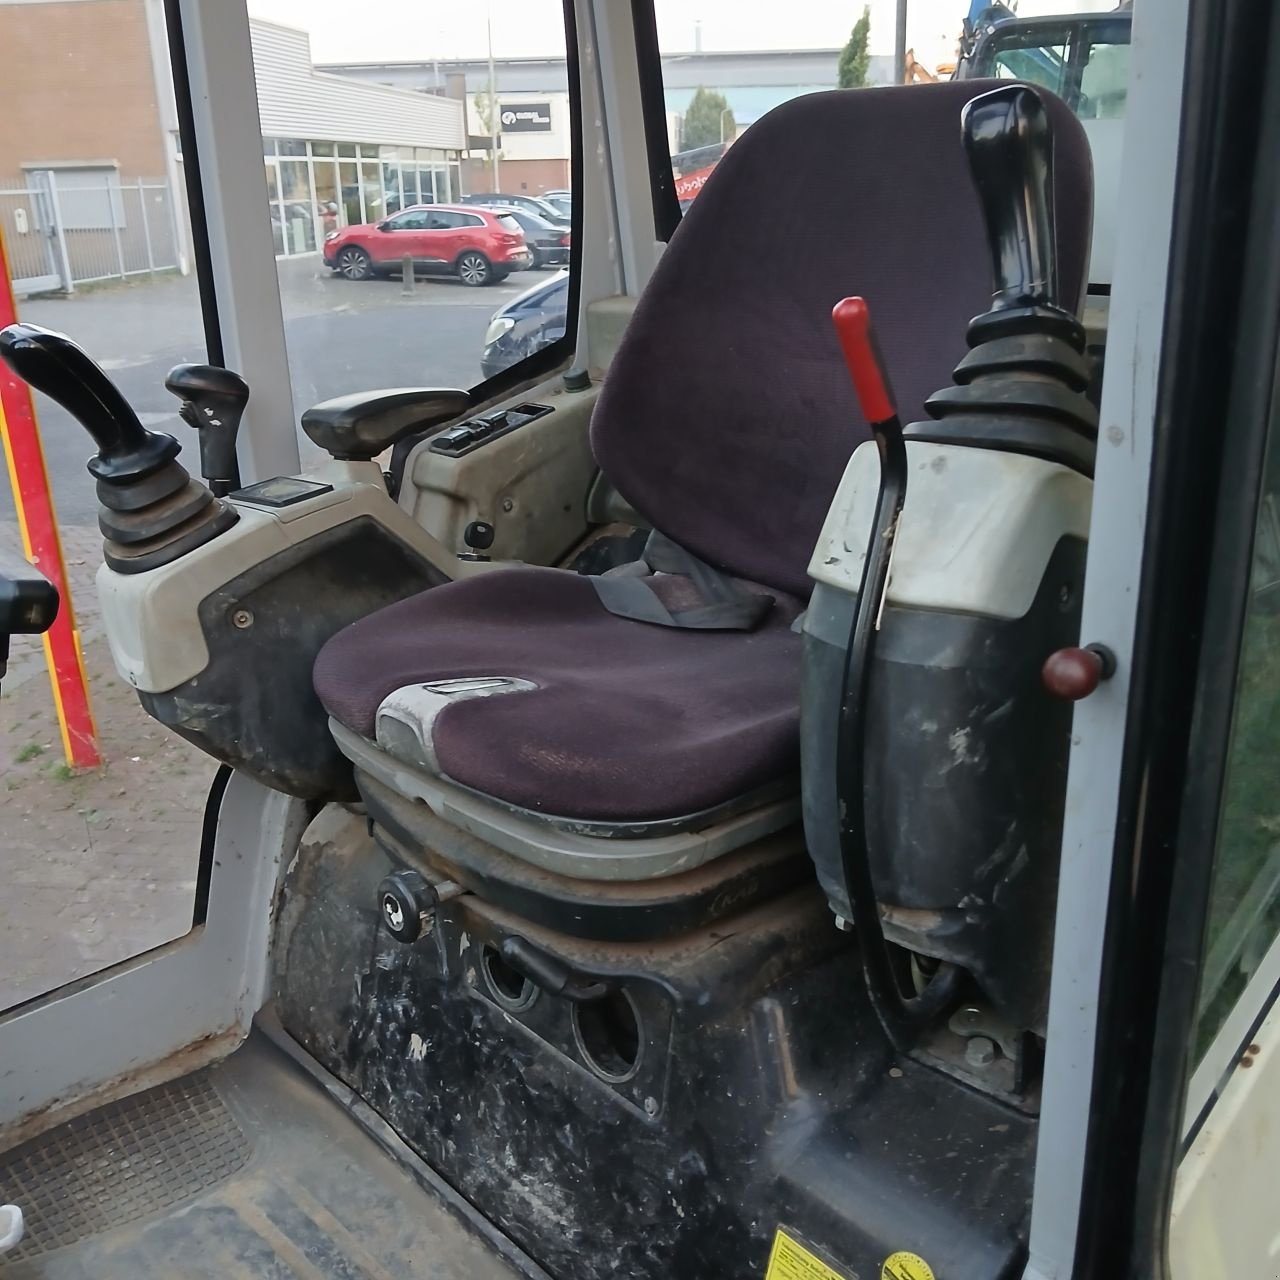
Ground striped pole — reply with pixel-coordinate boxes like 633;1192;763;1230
0;227;100;768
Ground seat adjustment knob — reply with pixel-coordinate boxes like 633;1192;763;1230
378;871;464;943
378;869;436;943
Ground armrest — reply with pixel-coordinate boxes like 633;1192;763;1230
1;549;59;682
301;387;472;461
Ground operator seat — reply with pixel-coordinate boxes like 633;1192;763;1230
314;81;1092;876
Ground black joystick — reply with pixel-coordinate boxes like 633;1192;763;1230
906;85;1099;477
165;364;248;497
0;324;238;574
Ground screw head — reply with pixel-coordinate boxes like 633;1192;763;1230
231;608;253;629
643;1096;659;1117
501;497;514;512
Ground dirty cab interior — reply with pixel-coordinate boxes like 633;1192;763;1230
1;1;1270;1277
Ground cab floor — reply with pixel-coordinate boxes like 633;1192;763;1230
0;1031;533;1279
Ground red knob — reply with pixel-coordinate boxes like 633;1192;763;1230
1042;645;1114;701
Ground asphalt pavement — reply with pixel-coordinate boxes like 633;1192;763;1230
0;256;542;526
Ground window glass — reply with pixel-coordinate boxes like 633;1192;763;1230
387;211;430;231
991;39;1071;98
0;0;212;1006
1196;421;1280;1055
1079;40;1129;119
647;1;960;225
245;0;577;430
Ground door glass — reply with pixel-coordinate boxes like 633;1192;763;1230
245;0;578;430
991;37;1072;99
1;0;213;1008
1079;39;1130;119
645;0;1013;224
1195;423;1280;1056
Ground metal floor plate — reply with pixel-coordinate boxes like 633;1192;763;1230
0;1033;525;1279
0;1076;251;1265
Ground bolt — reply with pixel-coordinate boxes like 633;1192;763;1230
502;497;514;512
643;1096;659;1118
965;1035;998;1069
231;608;253;629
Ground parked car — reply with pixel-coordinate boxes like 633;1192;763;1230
458;192;569;227
480;269;569;378
484;206;570;269
322;204;532;286
541;191;572;218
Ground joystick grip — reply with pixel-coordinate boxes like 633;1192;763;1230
961;84;1057;311
0;323;177;483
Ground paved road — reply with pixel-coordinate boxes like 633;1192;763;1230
0;257;543;526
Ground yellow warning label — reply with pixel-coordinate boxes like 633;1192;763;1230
765;1228;850;1280
881;1251;935;1280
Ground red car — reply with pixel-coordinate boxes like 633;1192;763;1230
323;204;532;286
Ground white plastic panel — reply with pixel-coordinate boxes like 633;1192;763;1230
809;441;1092;620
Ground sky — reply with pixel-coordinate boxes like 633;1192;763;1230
245;0;1105;72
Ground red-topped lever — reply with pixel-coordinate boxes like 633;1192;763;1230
832;296;898;428
829;297;963;1051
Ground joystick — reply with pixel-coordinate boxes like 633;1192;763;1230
164;363;249;497
0;324;238;574
906;84;1099;476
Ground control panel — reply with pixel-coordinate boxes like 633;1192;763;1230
428;402;553;458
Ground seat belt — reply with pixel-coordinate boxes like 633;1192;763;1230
589;529;774;631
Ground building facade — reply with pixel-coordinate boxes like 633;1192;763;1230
251;21;466;256
0;1;470;289
318;48;895;193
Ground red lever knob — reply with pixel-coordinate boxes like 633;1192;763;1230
832;296;897;426
1042;645;1115;701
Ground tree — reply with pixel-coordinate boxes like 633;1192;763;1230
838;7;872;89
681;87;735;151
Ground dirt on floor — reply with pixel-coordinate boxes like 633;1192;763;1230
1;521;211;1011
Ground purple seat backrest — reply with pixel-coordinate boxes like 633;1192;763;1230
590;81;1093;600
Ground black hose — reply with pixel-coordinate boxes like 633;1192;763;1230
834;415;962;1052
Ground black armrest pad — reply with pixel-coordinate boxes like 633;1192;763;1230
301;387;472;461
0;548;59;638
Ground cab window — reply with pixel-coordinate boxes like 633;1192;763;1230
1195;424;1280;1057
245;0;579;447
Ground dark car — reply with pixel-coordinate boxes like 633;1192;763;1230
480;269;569;379
484;206;570;269
322;204;532;286
458;192;569;227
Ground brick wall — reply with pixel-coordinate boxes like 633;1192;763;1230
462;157;570;198
0;0;167;180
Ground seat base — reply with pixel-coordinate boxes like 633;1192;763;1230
331;719;800;881
359;770;812;943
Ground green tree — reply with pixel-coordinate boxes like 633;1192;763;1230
838;7;872;88
681;87;735;150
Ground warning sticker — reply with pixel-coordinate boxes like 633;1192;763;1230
765;1228;851;1280
881;1251;936;1280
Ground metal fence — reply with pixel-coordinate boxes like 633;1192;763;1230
0;172;183;296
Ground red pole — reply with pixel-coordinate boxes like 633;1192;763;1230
0;227;100;768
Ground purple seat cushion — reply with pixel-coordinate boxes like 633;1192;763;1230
314;569;803;822
590;81;1093;599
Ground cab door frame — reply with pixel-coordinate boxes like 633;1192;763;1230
1025;0;1280;1274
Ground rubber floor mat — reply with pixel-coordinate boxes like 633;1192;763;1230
0;1033;524;1279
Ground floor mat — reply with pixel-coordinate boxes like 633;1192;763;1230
0;1034;524;1279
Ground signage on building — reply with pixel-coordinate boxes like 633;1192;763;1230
499;102;552;132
